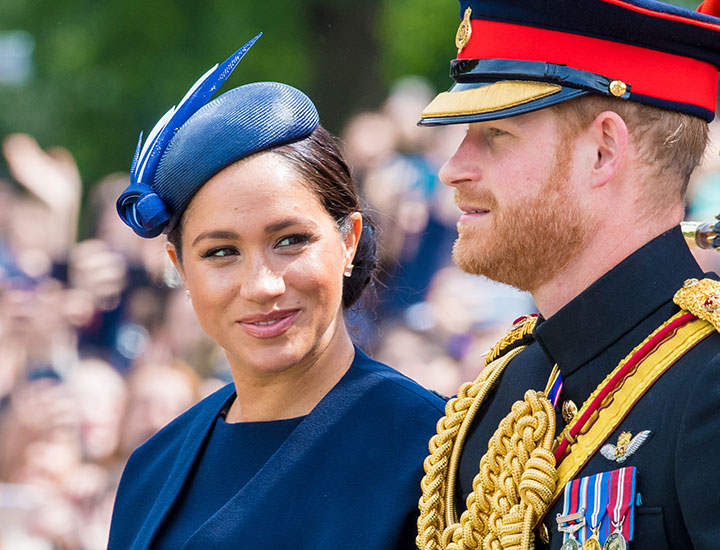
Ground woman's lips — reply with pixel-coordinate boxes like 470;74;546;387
237;309;300;339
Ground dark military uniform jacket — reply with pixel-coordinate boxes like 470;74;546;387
456;227;720;549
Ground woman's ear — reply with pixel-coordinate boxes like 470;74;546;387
343;212;363;266
588;110;629;189
166;242;185;282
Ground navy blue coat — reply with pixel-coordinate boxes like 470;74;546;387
456;227;720;549
108;348;445;549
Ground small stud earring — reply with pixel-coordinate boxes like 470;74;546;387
186;289;191;302
343;263;354;278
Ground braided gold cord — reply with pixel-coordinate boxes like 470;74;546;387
417;318;558;550
417;350;519;550
484;316;537;366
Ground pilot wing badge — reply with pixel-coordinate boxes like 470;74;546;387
600;430;652;463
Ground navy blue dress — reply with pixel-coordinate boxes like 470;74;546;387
153;415;304;549
108;347;445;549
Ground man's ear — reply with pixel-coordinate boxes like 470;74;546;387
588;110;629;189
166;242;185;282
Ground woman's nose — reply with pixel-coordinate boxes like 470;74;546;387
240;258;286;303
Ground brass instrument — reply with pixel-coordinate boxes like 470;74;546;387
681;218;720;251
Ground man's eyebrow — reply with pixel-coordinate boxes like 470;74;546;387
191;230;239;247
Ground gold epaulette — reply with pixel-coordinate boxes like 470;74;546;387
673;278;720;332
484;314;538;365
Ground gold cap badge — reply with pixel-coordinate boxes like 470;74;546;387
609;80;628;97
456;7;472;53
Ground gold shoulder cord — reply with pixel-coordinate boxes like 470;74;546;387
417;316;557;550
674;278;720;329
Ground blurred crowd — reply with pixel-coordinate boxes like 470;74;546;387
1;77;719;549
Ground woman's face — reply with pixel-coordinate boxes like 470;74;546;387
167;151;360;378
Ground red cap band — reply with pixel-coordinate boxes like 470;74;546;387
458;20;719;113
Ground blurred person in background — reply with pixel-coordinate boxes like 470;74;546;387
72;174;172;371
343;78;463;321
375;266;533;396
119;360;200;459
108;37;444;550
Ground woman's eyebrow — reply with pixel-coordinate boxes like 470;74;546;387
191;218;318;246
264;218;315;234
191;230;239;247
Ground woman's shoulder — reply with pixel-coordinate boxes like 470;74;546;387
127;383;235;463
350;347;447;414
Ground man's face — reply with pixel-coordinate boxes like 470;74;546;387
439;109;591;292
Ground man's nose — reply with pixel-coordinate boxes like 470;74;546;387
438;135;481;188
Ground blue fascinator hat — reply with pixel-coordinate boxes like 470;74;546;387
117;34;320;238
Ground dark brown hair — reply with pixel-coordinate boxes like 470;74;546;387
167;126;378;309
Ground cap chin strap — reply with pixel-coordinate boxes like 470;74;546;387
451;59;631;99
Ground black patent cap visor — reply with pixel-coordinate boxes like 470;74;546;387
419;59;631;126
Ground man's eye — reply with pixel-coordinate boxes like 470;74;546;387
488;128;506;137
276;234;311;248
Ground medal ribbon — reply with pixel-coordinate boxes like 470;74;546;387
562;468;637;545
584;470;609;542
560;477;587;543
605;466;636;541
545;365;563;408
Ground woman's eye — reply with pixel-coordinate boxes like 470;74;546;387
276;234;311;248
488;127;506;138
202;247;237;258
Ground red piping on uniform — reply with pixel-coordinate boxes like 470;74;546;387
600;0;720;29
553;312;696;464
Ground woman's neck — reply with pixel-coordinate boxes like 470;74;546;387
224;326;355;423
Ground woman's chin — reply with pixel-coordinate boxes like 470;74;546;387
227;340;309;377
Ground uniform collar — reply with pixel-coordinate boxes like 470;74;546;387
533;226;704;376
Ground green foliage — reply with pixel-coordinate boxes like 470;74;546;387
0;0;315;193
377;0;457;92
671;0;702;7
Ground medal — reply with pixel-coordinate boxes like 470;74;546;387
582;526;602;550
544;364;563;408
557;509;585;550
561;539;580;550
604;530;628;550
581;475;606;550
560;467;636;548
